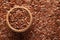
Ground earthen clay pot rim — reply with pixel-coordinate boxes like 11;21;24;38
6;5;33;32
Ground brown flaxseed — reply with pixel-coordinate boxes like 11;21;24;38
0;0;60;40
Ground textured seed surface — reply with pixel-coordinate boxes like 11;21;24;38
9;8;30;29
0;0;60;40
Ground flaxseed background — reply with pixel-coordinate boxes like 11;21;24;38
0;0;60;40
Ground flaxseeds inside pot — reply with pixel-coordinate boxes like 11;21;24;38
9;8;30;29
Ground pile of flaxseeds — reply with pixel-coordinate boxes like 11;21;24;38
9;8;30;29
0;0;60;40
